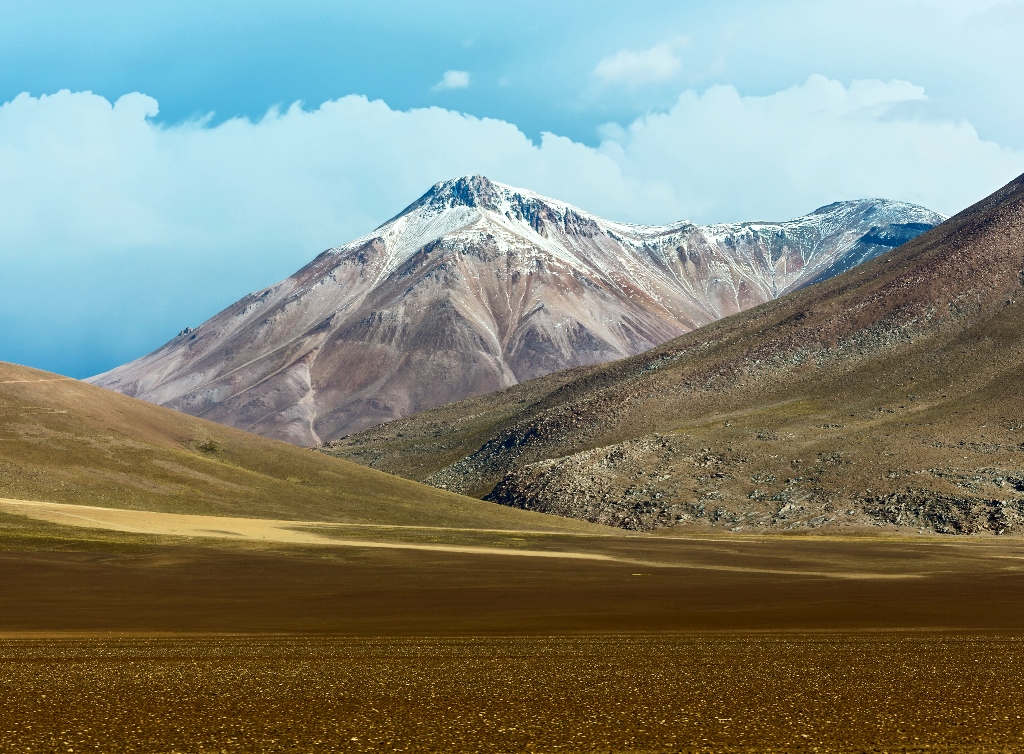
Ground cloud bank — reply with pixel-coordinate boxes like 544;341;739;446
1;77;1022;377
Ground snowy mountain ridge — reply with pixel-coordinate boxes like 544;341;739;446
90;175;944;445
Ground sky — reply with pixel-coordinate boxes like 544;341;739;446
2;0;1023;378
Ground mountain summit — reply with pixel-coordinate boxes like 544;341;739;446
90;176;942;445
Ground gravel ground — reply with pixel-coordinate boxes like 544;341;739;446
2;634;1023;753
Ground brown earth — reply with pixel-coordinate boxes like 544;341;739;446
5;496;1024;751
4;513;1024;752
325;172;1024;536
4;507;1024;634
2;634;1024;754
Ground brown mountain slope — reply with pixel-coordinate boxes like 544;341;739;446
0;361;599;532
324;173;1024;534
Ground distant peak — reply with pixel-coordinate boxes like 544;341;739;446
808;197;935;215
806;198;946;226
810;198;893;215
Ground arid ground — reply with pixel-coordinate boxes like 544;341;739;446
3;634;1023;754
3;504;1024;752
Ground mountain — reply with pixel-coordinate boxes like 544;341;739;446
90;176;942;446
0;360;595;532
323;173;1024;535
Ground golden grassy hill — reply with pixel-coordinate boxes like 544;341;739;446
0;360;598;532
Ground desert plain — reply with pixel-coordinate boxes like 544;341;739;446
3;500;1024;752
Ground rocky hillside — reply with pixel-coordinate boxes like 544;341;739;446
324;173;1024;535
91;176;941;445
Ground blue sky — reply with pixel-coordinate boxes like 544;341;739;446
2;0;1023;377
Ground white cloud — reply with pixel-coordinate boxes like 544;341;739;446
1;79;1023;375
594;75;1024;221
0;88;630;258
432;70;471;91
593;42;682;86
3;77;1014;253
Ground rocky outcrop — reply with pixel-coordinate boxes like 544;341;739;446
477;432;1024;534
862;490;1024;534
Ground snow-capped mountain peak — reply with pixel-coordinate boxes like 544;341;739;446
90;176;945;446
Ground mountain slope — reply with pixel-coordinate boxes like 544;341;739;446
0;361;599;532
324;173;1024;535
89;176;942;445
